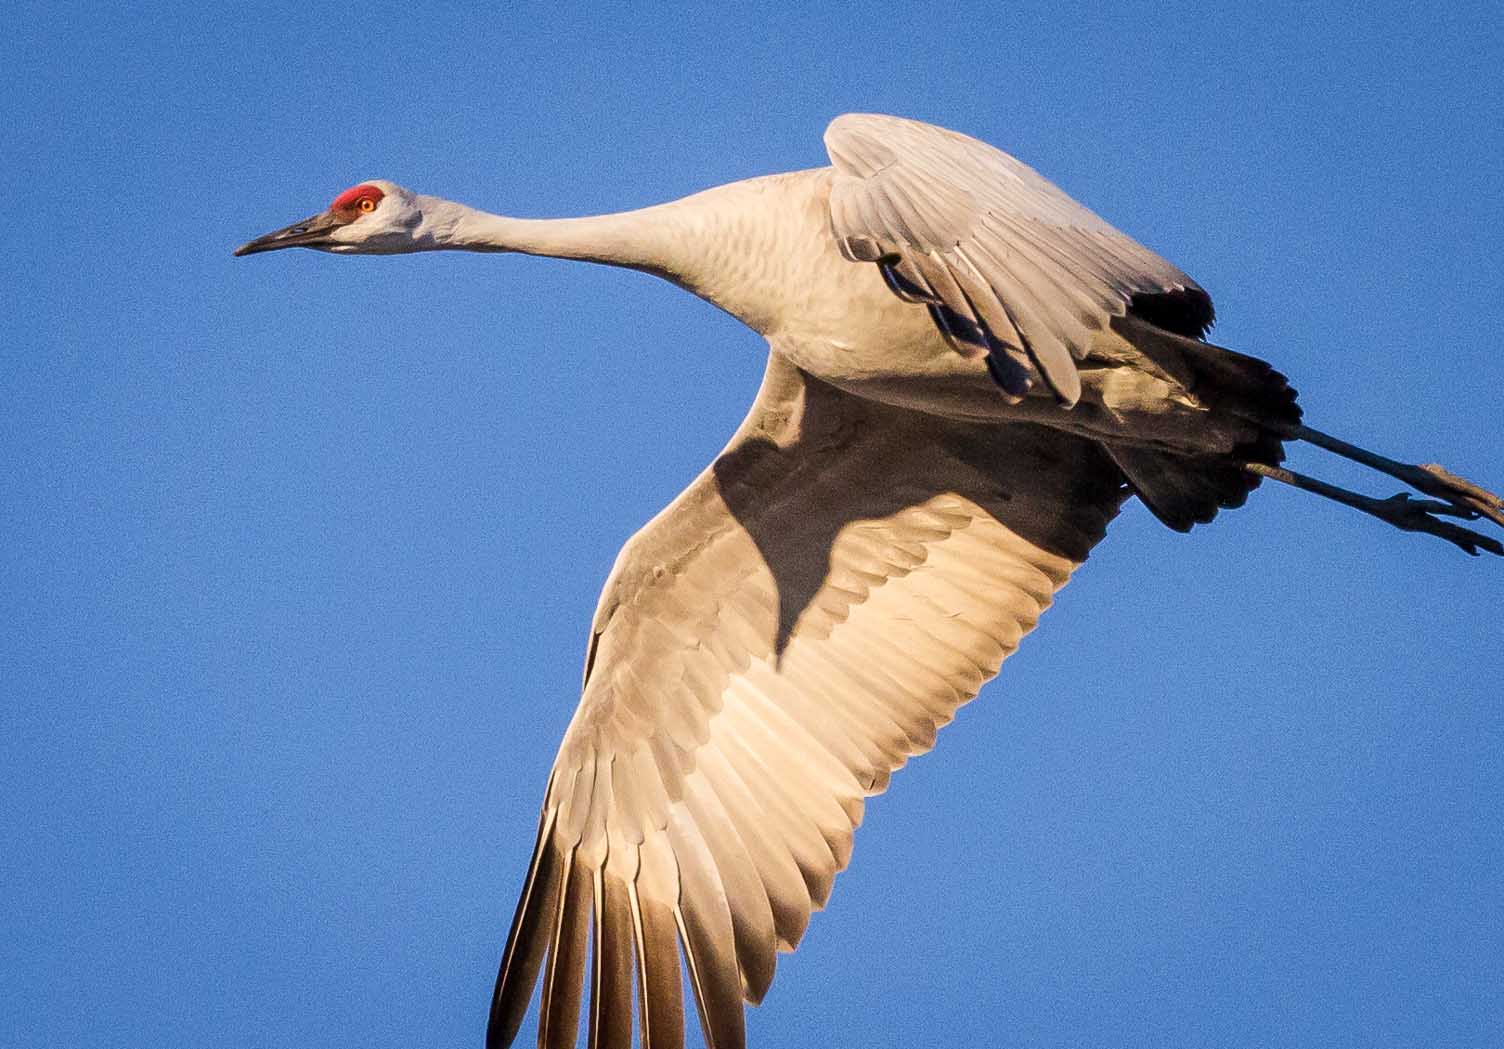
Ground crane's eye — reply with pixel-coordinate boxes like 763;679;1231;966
359;198;377;213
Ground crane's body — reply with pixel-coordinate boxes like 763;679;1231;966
237;114;1501;1049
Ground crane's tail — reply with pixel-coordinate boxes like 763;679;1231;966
1102;316;1502;554
1105;322;1302;531
1110;443;1273;531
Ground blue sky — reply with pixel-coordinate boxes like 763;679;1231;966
4;3;1501;1047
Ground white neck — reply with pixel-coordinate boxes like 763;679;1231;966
414;195;685;277
400;172;828;337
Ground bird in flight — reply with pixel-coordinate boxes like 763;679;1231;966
238;113;1501;1049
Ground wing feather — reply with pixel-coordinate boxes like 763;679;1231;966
588;866;634;1049
539;847;591;1049
631;870;685;1049
679;771;779;1002
487;352;1127;1049
825;113;1214;407
696;744;813;952
488;804;564;1049
667;804;746;1049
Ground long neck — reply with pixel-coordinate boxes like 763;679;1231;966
417;195;687;277
410;172;828;336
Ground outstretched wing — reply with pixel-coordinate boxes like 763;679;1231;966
824;112;1213;406
488;352;1127;1049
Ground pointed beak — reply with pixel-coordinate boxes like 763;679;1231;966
234;211;344;257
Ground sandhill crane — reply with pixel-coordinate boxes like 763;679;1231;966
237;114;1501;1049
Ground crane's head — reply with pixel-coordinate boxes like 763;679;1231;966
234;180;425;256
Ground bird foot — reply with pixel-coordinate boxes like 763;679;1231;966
1368;492;1504;557
1285;424;1504;540
1407;463;1504;529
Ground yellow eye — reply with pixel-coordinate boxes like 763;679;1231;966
359;197;377;213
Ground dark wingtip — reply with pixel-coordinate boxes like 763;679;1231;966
1128;287;1216;339
487;809;564;1049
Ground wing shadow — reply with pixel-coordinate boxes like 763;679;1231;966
710;365;1122;656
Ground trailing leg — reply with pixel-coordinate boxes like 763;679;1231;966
1241;460;1502;557
1278;423;1504;528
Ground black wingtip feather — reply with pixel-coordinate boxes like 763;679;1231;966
1128;287;1216;339
488;809;564;1049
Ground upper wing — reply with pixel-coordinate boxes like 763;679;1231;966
488;351;1128;1049
824;112;1213;407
